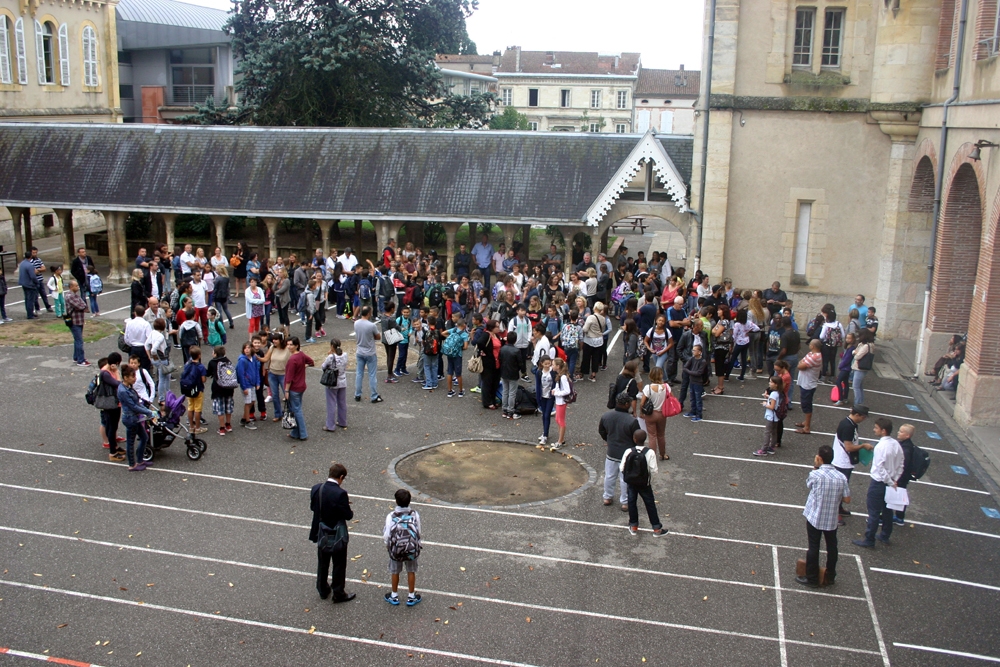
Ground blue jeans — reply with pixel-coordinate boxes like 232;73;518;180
87;290;99;314
288;390;306;439
23;287;37;319
355;353;379;399
852;370;867;406
70;324;85;363
395;343;409;373
864;480;894;543
152;359;171;402
125;421;148;467
478;265;491;291
269;373;286;418
690;382;704;418
423;354;439;389
538;395;555;438
652;351;668;371
565;347;578;377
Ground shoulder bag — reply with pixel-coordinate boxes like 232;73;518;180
94;377;119;411
316;484;349;554
320;366;339;387
467;355;483;374
282;399;297;429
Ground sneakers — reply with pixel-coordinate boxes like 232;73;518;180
264;395;273;403
520;375;531;382
653;528;668;537
683;412;695;418
355;395;362;401
412;378;423;383
371;395;384;403
406;593;422;607
77;360;92;367
469;386;481;393
538;435;547;444
305;338;317;344
109;453;125;462
243;421;258;430
511;413;521;420
690;416;702;422
457;391;465;398
892;516;905;526
629;526;639;537
225;424;233;433
752;448;775;457
384;592;400;606
447;390;456;397
218;428;227;436
385;377;399;384
852;538;875;548
398;369;410;376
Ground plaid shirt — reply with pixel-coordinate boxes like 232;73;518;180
803;464;850;531
64;290;89;326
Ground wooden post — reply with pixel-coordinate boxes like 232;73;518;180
354;219;364;257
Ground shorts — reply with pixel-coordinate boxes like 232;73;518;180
212;396;235;416
799;387;816;414
188;393;204;413
446;355;463;377
243;387;257;405
388;557;419;574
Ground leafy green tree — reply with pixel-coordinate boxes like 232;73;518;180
489;106;531;130
190;0;490;128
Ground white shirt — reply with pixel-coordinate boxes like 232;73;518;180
190;281;208;308
619;445;659;480
870;436;904;485
531;335;556;366
211;255;228;271
324;256;338;279
338;253;358;273
180;251;196;274
133;367;155;403
123;316;152;348
148;329;168;359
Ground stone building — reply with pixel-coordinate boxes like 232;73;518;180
494;47;640;133
634;65;700;136
692;0;1000;425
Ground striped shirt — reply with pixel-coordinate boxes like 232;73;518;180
803;465;851;531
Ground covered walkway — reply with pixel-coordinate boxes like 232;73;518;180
0;124;694;281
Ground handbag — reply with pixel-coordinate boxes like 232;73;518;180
857;346;874;371
316;485;348;554
282;400;297;429
467;355;483;374
93;377;119;411
662;392;682;418
320;366;339;387
382;327;404;346
117;332;131;353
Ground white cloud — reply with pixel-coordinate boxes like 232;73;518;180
173;0;705;71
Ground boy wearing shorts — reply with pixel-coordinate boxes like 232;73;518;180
182;346;207;434
383;489;422;607
207;346;235;435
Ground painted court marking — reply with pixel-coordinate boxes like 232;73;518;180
0;484;863;601
0;581;543;667
0;526;880;656
871;567;1000;593
905;404;921;412
857;558;891;667
894;643;1000;664
692;453;987;495
771;547;788;667
685;493;1000;540
703;392;933;424
952;465;969;475
982;507;1000;520
0;646;102;666
926;431;942;440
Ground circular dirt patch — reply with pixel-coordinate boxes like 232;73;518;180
391;439;594;508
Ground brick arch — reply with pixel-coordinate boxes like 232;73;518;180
928;155;984;332
964;186;1000;378
908;156;936;213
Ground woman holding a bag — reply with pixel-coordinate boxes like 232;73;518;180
851;329;875;406
381;302;402;384
639;367;670;461
711;304;733;395
245;277;266;334
321;338;349;432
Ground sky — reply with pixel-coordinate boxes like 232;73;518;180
175;0;705;71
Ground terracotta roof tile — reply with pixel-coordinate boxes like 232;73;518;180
635;68;701;97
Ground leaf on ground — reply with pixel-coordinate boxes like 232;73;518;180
913;560;920;564
492;577;500;581
750;571;755;576
136;652;142;657
459;567;466;572
146;583;155;587
449;606;457;610
102;641;110;646
702;596;708;601
57;624;67;628
119;587;127;591
228;583;234;587
308;626;316;634
525;617;531;623
456;602;462;606
434;618;440;622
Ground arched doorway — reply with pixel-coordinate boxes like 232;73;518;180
928;163;983;334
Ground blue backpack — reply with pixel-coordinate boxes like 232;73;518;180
359;279;372;301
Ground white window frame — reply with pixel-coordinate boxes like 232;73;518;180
821;8;844;68
793;7;815;68
13;17;26;84
616;90;627;109
590;89;601;109
82;25;98;87
500;87;511;105
589;122;601;133
34;20;48;84
57;23;69;86
528;121;538;131
793;202;812;278
615;123;626;134
0;15;11;85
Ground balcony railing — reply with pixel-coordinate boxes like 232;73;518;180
172;85;215;105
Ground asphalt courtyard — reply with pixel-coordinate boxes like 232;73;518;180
2;283;1000;667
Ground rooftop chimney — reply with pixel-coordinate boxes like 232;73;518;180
679;64;684;71
515;46;521;72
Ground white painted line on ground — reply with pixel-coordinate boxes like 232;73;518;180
686;492;1000;540
691;453;988;495
893;643;1000;663
0;525;878;656
0;645;106;666
801;380;913;400
771;546;788;667
691;420;958;454
0;446;811;551
703;392;933;424
606;328;622;354
0;484;863;601
857;556;892;667
0;581;543;667
919;446;961;456
6;286;129;306
870;568;1000;593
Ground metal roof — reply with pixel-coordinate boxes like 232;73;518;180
0;124;692;224
116;0;228;32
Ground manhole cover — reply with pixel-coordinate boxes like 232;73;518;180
390;439;594;508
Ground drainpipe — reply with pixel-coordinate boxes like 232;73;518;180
693;0;717;273
914;0;969;375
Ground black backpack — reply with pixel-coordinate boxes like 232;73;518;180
909;445;931;480
622;446;650;488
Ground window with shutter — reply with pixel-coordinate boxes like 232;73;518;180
34;20;45;84
14;17;27;84
0;16;11;85
82;25;98;86
58;23;69;86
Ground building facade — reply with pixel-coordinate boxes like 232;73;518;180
634;66;699;136
494;47;639;133
693;0;1000;426
0;0;120;121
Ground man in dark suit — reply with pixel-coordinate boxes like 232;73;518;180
309;462;355;602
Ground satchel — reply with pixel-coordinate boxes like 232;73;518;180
316;487;348;554
117;332;131;353
382;327;404;346
94;377;119;411
282;400;297;429
320;366;339;387
857;346;874;371
467;355;483;374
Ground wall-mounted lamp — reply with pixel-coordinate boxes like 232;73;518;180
737;111;746;127
970;140;999;161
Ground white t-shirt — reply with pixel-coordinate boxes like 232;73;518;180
191;281;208;309
180;251;196;274
832;417;859;470
642;383;667;411
645;327;672;353
765;390;780;422
338;253;358;273
148;329;167;359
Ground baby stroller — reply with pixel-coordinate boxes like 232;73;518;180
143;391;206;462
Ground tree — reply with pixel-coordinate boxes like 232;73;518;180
489;106;531;130
190;0;490;128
